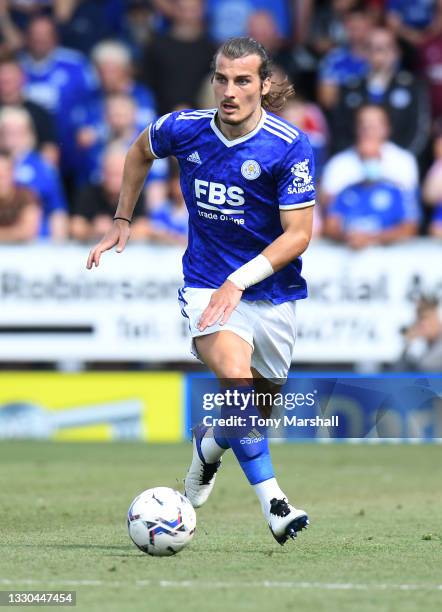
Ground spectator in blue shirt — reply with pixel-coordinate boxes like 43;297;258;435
0;105;68;240
318;6;373;110
324;136;418;249
74;40;156;152
205;0;292;43
329;27;431;159
90;40;156;128
76;93;140;187
75;92;168;211
19;15;98;179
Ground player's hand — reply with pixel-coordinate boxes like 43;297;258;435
198;280;243;331
86;220;131;269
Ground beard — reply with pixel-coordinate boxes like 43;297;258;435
219;115;242;125
218;106;252;126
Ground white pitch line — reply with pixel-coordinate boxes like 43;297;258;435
1;579;441;591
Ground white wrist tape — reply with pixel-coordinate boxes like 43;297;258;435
227;254;274;290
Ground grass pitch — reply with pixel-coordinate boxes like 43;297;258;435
0;442;441;612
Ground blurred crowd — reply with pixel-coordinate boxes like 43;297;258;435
0;0;441;247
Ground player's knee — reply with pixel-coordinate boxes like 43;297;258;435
212;356;251;380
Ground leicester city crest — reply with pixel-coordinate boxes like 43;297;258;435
241;159;261;180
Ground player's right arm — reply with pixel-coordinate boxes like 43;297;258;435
86;127;156;269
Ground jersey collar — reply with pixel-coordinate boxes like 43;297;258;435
210;108;267;147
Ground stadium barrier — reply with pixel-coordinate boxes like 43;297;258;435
0;240;440;364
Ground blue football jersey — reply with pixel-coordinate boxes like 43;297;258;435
149;108;316;304
20;47;97;172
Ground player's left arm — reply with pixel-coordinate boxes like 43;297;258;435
197;207;313;331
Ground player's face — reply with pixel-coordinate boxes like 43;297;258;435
213;53;271;127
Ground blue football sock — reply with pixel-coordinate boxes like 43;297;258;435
214;385;275;485
213;422;230;450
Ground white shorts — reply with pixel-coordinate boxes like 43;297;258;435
178;286;297;383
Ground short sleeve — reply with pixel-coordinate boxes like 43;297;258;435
275;135;316;210
148;111;179;159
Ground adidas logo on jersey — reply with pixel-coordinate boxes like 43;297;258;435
187;151;202;164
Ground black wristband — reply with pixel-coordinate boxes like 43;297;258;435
113;216;132;224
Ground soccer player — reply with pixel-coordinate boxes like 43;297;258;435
87;37;315;545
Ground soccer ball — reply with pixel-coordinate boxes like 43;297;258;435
127;487;196;556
